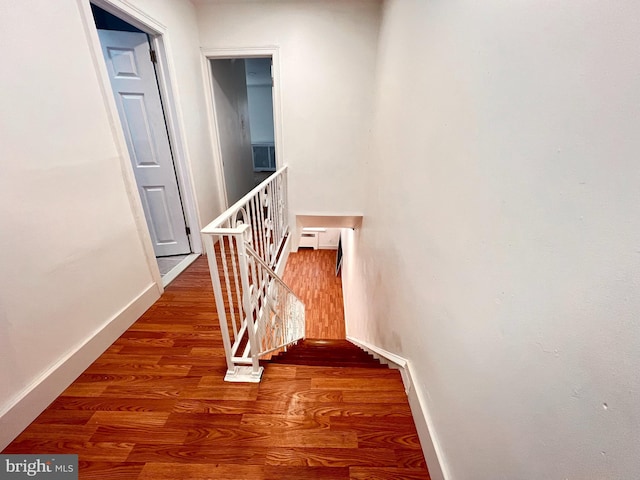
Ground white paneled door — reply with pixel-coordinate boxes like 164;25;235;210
98;30;190;257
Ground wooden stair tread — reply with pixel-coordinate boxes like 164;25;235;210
265;339;386;368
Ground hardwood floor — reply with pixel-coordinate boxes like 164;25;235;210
283;248;346;339
2;256;430;479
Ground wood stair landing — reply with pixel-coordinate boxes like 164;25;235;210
265;339;387;368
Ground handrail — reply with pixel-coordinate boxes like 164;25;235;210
200;165;297;382
202;165;288;234
244;242;305;357
245;242;300;300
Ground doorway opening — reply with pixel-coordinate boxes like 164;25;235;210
207;54;279;207
288;216;362;339
89;3;199;285
284;227;346;339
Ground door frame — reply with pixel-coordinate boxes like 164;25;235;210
201;47;284;210
77;0;203;290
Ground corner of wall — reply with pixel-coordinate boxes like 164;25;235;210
0;283;160;450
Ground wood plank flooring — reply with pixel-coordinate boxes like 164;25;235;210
283;248;346;339
2;256;430;479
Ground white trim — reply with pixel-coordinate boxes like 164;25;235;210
405;365;450;480
0;283;159;450
77;0;163;292
346;336;450;480
346;336;409;385
200;53;229;210
161;253;199;287
149;35;203;254
89;0;166;34
79;1;204;283
224;366;264;383
200;46;284;210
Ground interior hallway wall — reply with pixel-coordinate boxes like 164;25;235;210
194;0;382;217
345;1;640;479
0;0;222;449
0;0;158;448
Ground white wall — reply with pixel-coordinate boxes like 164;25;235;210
0;0;158;448
319;228;341;249
344;1;640;479
194;0;382;216
0;0;221;449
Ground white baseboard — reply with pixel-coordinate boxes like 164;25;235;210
346;335;410;386
346;336;449;480
0;283;160;450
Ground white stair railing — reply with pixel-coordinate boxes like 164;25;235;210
201;166;304;382
245;243;305;357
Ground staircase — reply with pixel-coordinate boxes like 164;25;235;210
265;339;387;368
201;166;306;382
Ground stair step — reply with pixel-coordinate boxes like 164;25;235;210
264;339;386;369
267;359;387;368
274;349;374;356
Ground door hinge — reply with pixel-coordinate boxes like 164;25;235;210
150;49;157;63
185;227;191;235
